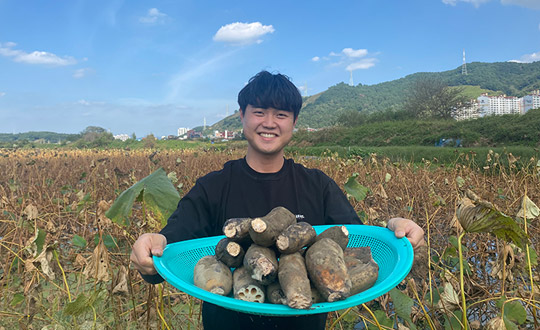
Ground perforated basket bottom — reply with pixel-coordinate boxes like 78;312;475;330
154;225;413;316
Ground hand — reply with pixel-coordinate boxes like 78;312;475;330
130;233;167;275
387;217;425;249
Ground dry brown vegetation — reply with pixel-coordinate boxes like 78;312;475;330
0;148;538;329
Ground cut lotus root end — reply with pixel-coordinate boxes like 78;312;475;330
287;294;312;309
210;288;226;295
251;258;274;281
251;218;267;233
276;236;289;250
226;242;241;257
223;224;237;238
236;285;265;303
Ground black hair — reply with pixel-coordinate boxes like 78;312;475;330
237;71;302;120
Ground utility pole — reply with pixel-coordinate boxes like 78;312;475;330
462;49;468;75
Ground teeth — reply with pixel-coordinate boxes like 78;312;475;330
260;133;275;138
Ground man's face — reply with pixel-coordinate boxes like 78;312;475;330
240;105;296;158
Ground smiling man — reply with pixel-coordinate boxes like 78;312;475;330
130;71;425;330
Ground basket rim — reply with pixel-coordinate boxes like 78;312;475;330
153;224;414;316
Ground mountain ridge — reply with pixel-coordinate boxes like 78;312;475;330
207;61;540;131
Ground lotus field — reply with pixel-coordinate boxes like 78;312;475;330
0;147;539;329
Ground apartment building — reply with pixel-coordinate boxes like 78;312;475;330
477;94;521;117
455;102;480;120
177;127;190;137
522;90;540;113
457;91;540;120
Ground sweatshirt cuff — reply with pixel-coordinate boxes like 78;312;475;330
140;272;165;285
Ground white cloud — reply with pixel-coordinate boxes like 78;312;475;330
509;51;540;63
346;58;377;71
213;22;274;45
77;99;91;106
139;8;168;24
312;56;320;62
73;68;93;79
442;0;490;7
501;0;540;9
314;47;377;72
0;42;76;66
443;0;540;9
342;48;368;58
0;92;5;97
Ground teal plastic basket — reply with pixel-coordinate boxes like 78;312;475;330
153;224;413;316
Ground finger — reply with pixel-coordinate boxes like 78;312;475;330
130;234;164;274
130;252;158;275
388;218;425;248
405;226;425;249
407;231;425;248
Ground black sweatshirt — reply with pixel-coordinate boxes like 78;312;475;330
143;157;361;329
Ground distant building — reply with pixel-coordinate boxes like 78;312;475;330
113;134;130;141
213;130;236;140
455;91;540;120
522;90;540;113
455;101;480;121
177;127;190;137
186;130;203;139
477;94;521;117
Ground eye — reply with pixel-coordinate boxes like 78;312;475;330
277;112;289;118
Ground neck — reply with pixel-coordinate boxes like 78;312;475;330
245;150;285;173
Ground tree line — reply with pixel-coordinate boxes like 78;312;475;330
292;108;540;148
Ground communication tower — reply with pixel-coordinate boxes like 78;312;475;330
349;70;354;86
462;49;468;75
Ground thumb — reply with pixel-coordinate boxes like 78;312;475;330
388;218;406;238
150;234;167;257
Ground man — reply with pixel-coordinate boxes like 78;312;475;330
130;71;425;329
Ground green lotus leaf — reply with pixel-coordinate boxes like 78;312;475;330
106;168;180;227
344;175;370;202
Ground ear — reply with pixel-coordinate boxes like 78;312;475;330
239;109;244;122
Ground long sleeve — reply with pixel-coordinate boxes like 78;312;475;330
322;178;362;225
140;179;217;284
160;179;218;244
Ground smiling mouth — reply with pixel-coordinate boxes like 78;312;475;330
259;133;277;138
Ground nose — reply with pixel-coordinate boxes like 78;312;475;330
262;114;277;128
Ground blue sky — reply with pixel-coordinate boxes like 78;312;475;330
0;0;539;138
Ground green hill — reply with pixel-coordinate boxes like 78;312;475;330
0;131;80;143
208;61;540;130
